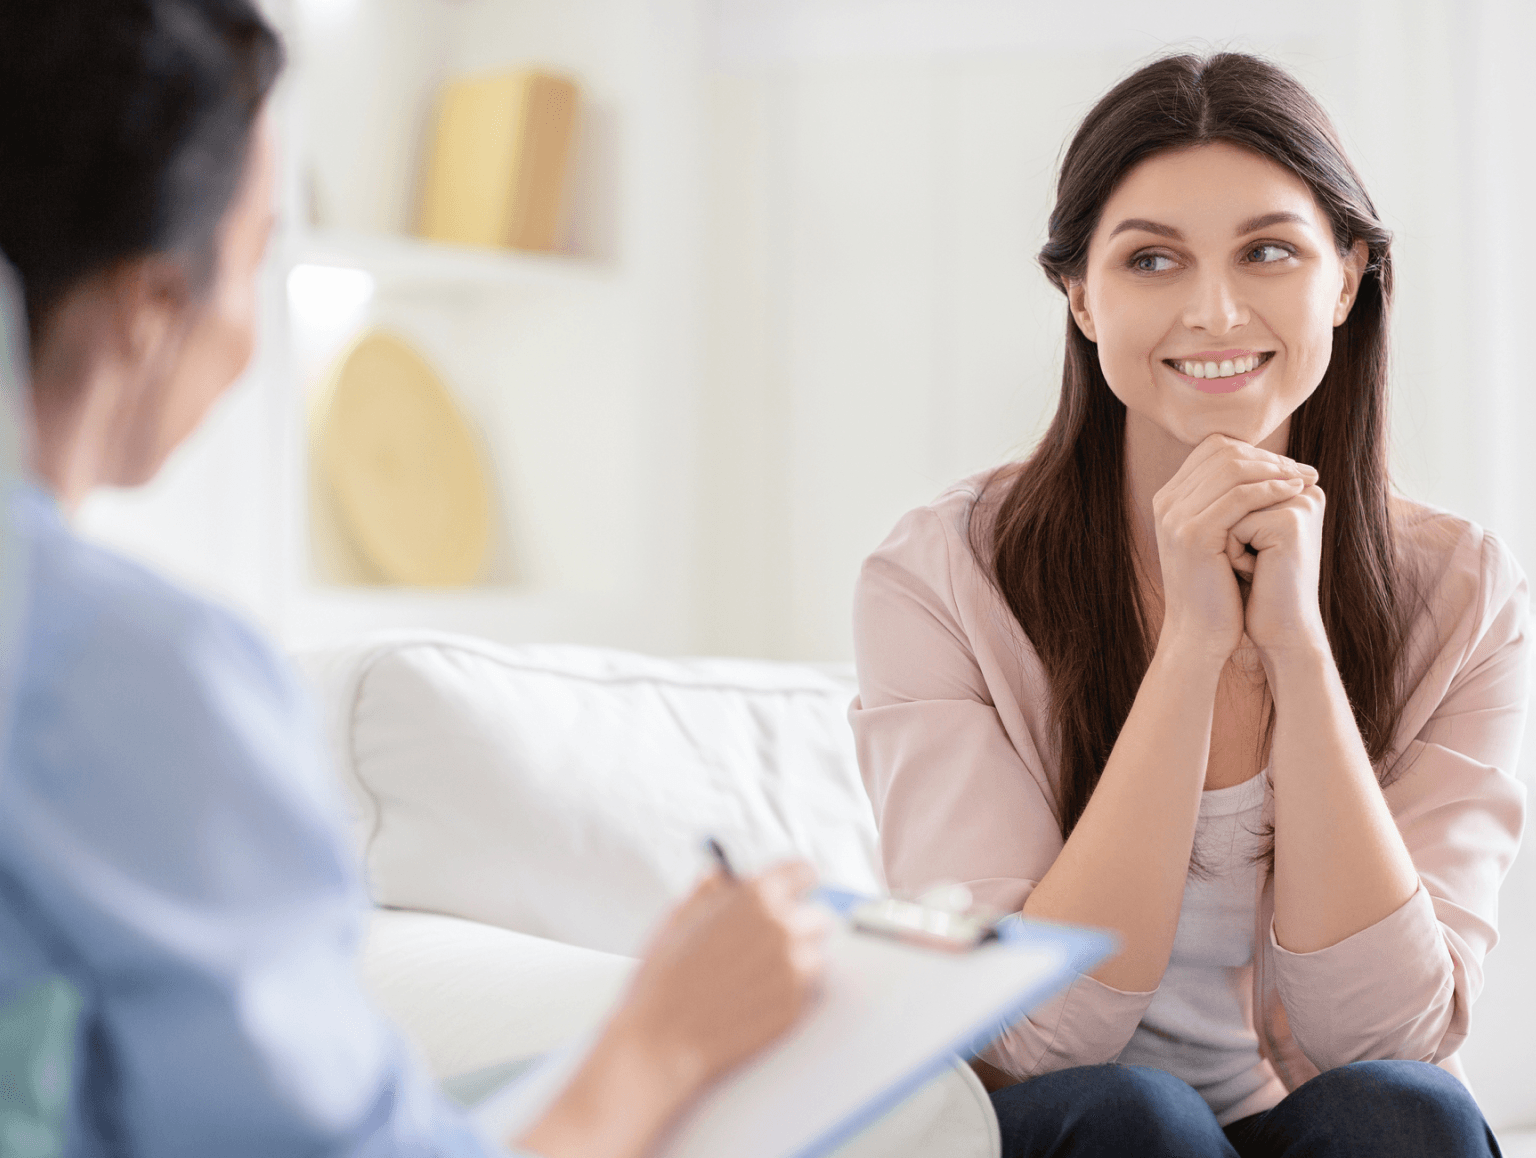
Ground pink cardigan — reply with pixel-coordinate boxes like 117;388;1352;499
850;474;1529;1089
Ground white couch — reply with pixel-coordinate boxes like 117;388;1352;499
300;632;998;1155
299;631;1536;1155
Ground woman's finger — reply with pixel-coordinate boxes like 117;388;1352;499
783;902;834;946
755;859;818;906
1229;486;1324;553
1226;530;1254;570
1159;440;1316;516
1183;476;1308;538
1166;433;1316;491
1162;457;1312;522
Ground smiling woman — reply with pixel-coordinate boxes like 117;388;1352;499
851;52;1525;1158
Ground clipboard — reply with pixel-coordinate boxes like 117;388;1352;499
470;889;1114;1158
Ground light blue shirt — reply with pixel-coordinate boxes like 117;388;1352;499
0;483;505;1156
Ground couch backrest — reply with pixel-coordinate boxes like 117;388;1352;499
297;632;882;957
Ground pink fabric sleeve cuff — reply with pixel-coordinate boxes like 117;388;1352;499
981;970;1157;1078
1269;883;1458;1070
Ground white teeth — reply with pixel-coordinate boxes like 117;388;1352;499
1175;353;1268;378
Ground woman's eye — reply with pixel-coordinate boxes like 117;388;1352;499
1246;243;1292;264
1131;253;1176;273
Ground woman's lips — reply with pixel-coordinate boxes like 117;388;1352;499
1165;351;1275;394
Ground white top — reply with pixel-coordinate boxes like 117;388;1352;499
1115;769;1289;1125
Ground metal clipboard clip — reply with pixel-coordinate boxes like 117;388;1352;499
849;885;1004;953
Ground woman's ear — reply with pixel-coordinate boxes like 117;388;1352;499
1333;240;1369;326
1066;278;1098;342
107;257;192;381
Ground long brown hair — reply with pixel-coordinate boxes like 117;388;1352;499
978;53;1407;838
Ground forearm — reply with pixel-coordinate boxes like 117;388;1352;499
1024;640;1222;991
515;1011;704;1158
1268;647;1418;954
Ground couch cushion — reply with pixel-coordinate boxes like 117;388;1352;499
299;633;881;956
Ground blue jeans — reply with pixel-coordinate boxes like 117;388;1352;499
989;1061;1500;1157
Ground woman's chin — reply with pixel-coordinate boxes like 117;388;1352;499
1161;408;1286;452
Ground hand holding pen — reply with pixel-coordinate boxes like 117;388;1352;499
616;842;830;1082
518;843;830;1158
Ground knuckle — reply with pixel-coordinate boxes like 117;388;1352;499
745;888;780;923
763;923;793;961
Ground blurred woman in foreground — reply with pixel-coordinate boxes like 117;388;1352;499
0;2;827;1155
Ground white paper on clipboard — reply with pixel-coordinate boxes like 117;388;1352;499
472;891;1113;1158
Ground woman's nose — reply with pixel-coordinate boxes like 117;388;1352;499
1181;269;1248;334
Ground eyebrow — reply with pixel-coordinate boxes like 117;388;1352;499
1107;210;1312;241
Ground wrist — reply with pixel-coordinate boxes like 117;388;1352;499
1151;632;1230;687
514;1010;706;1158
599;1005;711;1111
1257;631;1332;685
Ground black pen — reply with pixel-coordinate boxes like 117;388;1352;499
705;836;737;880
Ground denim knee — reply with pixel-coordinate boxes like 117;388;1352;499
1236;1060;1495;1158
991;1063;1234;1158
1310;1060;1487;1133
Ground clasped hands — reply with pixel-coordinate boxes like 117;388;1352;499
1152;433;1328;666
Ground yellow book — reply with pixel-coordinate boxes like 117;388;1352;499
417;70;579;252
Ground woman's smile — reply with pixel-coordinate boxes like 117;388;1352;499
1163;350;1277;394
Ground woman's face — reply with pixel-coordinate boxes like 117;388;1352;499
1067;141;1365;455
115;112;277;485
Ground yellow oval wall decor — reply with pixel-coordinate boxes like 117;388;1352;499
316;330;492;586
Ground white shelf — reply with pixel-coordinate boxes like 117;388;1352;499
292;228;607;290
265;0;700;656
282;583;643;653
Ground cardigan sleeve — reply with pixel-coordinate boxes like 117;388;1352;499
1268;529;1530;1071
850;504;1155;1076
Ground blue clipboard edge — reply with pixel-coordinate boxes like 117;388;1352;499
797;888;1116;1158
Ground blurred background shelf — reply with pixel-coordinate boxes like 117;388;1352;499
285;583;644;650
293;228;607;291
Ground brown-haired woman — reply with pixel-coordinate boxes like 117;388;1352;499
852;52;1523;1158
